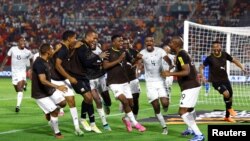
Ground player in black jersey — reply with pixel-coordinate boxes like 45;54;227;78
103;35;146;132
122;38;141;119
199;41;247;123
162;36;204;141
32;43;67;139
80;30;111;131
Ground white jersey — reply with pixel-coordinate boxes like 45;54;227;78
7;46;33;74
33;52;40;61
162;53;175;71
140;47;167;82
92;46;102;55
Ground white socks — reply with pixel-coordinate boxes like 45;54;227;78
50;116;60;134
156;113;167;128
126;111;138;125
97;108;107;125
17;92;23;107
69;107;80;130
181;112;202;135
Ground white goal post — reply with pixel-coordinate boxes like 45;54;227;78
183;20;250;106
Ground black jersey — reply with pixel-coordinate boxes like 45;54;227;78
203;51;233;83
31;57;56;99
82;41;106;80
176;50;200;91
104;47;132;85
126;48;138;81
50;44;69;81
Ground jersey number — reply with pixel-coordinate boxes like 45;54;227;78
16;55;21;60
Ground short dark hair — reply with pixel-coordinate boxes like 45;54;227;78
39;43;51;55
111;34;121;42
212;40;221;45
85;29;97;38
62;30;76;41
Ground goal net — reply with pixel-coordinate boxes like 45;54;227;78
183;20;250;106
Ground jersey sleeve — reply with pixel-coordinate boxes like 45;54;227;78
7;47;13;56
225;52;233;62
177;51;189;66
34;60;46;75
203;57;209;66
57;47;67;60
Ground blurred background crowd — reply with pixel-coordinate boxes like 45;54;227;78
0;0;249;65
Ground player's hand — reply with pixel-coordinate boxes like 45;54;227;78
161;70;170;77
27;69;32;80
74;41;83;48
99;51;109;59
68;76;77;84
57;85;68;92
118;52;126;62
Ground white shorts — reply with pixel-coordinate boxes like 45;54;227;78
90;75;108;93
35;90;65;114
179;86;201;108
165;76;174;87
12;71;26;85
146;81;169;103
51;79;74;97
109;82;132;99
129;79;141;94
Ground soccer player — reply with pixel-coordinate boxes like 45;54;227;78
162;36;205;141
0;37;33;113
60;30;104;133
122;38;141;119
199;41;247;122
31;43;67;139
137;35;172;134
81;30;111;131
51;31;84;136
103;34;146;132
163;45;175;103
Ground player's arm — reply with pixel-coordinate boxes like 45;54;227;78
161;56;190;77
103;52;125;69
55;57;77;84
163;55;174;70
232;57;247;73
38;73;67;92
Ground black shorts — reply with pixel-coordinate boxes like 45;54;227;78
71;78;91;95
212;81;232;95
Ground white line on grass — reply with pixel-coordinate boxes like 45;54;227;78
0;97;31;101
0;104;179;135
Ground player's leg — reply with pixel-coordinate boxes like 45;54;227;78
14;80;25;112
130;79;141;119
92;88;111;131
179;87;204;140
113;83;145;132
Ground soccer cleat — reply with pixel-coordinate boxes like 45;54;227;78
189;134;205;141
181;128;195;136
104;106;110;115
55;132;64;139
224;117;236;123
91;125;102;133
80;119;91;131
122;117;132;132
74;129;84;136
162;127;168;135
15;106;20;113
103;124;112;131
134;123;146;132
228;108;237;117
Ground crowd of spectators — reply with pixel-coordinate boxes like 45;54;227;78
0;0;249;65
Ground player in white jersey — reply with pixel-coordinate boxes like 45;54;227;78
0;37;33;112
162;45;176;101
137;35;173;134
